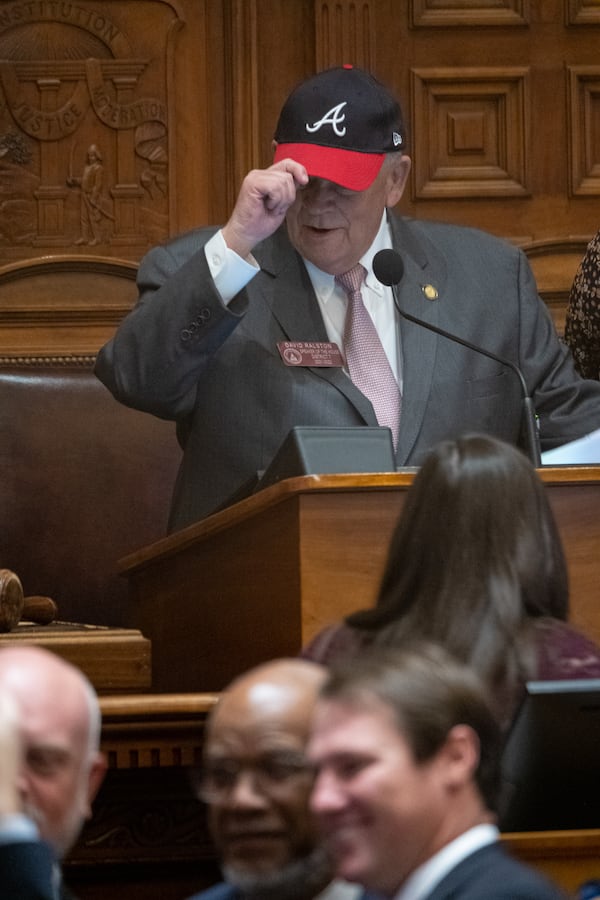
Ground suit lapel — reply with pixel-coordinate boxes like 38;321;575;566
254;228;379;428
252;214;452;444
388;214;448;464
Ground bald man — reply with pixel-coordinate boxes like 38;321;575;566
0;646;106;899
191;658;363;900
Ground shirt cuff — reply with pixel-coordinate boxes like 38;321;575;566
204;230;259;305
0;812;40;844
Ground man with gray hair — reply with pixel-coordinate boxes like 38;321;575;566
0;645;106;899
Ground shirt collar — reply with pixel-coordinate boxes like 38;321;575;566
302;211;393;302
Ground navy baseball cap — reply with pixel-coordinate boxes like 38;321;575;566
273;65;405;191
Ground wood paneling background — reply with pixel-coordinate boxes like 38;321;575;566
1;7;599;895
0;0;598;355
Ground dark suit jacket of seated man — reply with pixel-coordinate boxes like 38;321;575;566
95;65;600;532
0;840;57;900
0;646;106;900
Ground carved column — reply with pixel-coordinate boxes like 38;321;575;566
34;77;68;244
110;74;145;245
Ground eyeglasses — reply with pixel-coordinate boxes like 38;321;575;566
198;751;313;802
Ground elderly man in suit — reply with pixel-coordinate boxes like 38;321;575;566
96;65;600;532
0;646;106;900
0;689;56;900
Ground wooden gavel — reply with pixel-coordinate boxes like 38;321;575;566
0;569;58;633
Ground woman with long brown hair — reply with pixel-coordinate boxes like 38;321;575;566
302;433;600;724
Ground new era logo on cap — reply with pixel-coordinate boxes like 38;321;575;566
273;65;406;191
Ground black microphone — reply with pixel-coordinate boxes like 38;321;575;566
373;248;542;467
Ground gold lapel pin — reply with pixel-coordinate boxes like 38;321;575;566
421;284;438;301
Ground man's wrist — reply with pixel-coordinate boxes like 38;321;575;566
205;230;258;305
221;223;254;260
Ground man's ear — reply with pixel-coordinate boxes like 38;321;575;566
439;724;480;791
85;752;107;819
271;139;278;155
384;154;411;207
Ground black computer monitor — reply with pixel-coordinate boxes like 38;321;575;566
499;678;600;831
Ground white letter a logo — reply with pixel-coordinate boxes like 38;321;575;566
306;102;347;137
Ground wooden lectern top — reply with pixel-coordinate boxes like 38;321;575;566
120;466;600;572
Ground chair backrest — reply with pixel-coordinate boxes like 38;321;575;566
0;361;181;628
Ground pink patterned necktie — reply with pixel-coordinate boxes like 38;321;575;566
336;263;400;448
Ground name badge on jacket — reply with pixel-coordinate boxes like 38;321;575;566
277;341;344;367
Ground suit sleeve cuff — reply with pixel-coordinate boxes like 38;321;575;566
204;230;259;305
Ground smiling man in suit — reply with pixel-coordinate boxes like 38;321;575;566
96;65;600;532
307;644;566;900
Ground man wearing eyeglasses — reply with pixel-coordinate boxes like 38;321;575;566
190;658;364;900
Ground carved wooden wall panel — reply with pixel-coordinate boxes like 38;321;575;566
410;0;529;27
0;0;599;351
0;0;228;355
568;66;600;196
0;256;137;356
411;67;530;198
0;0;184;260
567;0;600;25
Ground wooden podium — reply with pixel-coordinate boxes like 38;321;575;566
119;466;600;692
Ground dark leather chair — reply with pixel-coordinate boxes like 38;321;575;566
0;361;181;628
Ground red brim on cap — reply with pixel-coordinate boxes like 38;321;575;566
274;142;385;191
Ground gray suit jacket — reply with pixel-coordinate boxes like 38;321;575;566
95;212;600;530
